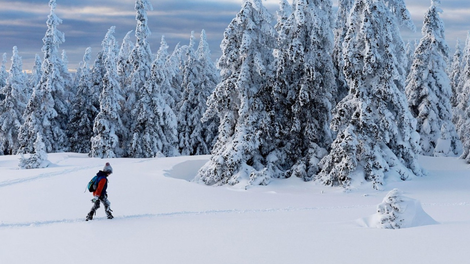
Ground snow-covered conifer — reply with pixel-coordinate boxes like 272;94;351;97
90;27;125;158
18;0;68;154
332;0;354;104
197;30;220;152
0;53;7;89
453;34;470;139
0;46;27;155
19;133;50;169
128;56;178;158
68;47;98;153
405;40;417;76
454;34;470;162
405;0;461;156
125;0;154;153
157;36;180;111
117;30;135;91
450;40;462;107
177;31;219;156
166;43;188;112
195;0;278;186
275;0;292;33
272;0;336;181
60;50;74;102
27;54;42;99
317;0;424;190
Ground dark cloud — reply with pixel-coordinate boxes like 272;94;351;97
0;0;468;71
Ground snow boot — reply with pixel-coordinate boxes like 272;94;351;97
86;211;95;221
106;208;114;219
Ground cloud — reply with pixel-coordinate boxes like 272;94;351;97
0;0;469;71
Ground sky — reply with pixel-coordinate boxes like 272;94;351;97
0;0;469;71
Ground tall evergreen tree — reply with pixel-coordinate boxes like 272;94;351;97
405;0;461;156
60;50;74;102
317;0;424;190
167;43;188;113
272;0;336;181
18;0;68;154
0;53;7;91
332;0;354;104
90;27;125;158
125;0;154;155
197;30;220;152
449;40;462;107
117;30;135;92
157;36;180;112
0;46;26;155
68;47;98;153
453;34;470;137
128;52;178;158
405;40;417;77
178;31;219;156
195;0;278;186
27;54;42;100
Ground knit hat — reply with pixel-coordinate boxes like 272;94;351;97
103;162;113;174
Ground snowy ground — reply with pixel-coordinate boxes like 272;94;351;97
0;153;469;264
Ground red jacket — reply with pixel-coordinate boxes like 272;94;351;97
93;171;109;197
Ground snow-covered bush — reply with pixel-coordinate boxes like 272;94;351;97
358;188;437;229
19;133;50;169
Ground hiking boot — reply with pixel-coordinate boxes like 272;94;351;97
106;212;114;219
106;209;114;219
86;211;95;221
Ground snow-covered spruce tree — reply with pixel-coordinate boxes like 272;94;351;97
197;30;220;152
272;0;336;181
317;0;424;190
405;40;417;77
177;31;219;156
18;0;68;154
128;52;178;158
0;46;27;155
125;0;154;156
60;50;74;102
19;133;50;169
67;47;98;153
405;0;461;157
453;34;470;139
455;35;470;162
90;27;125;158
195;0;278;186
449;40;462;107
27;54;42;100
275;0;292;33
166;43;188;113
157;36;180;112
117;30;135;93
332;0;354;104
0;53;7;90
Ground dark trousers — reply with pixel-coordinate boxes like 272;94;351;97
88;195;113;218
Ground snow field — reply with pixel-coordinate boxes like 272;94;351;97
1;154;470;263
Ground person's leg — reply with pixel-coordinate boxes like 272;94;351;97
101;195;113;219
86;199;101;221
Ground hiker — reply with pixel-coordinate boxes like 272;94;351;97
86;162;114;221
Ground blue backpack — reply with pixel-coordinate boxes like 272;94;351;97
87;175;104;192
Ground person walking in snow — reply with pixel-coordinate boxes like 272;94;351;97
86;162;114;221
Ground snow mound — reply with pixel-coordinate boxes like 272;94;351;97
358;188;438;229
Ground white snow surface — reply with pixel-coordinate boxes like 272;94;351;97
1;153;470;263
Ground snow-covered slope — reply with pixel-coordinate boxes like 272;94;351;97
1;153;469;263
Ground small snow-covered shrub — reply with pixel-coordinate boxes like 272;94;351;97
358;188;437;229
18;133;50;169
